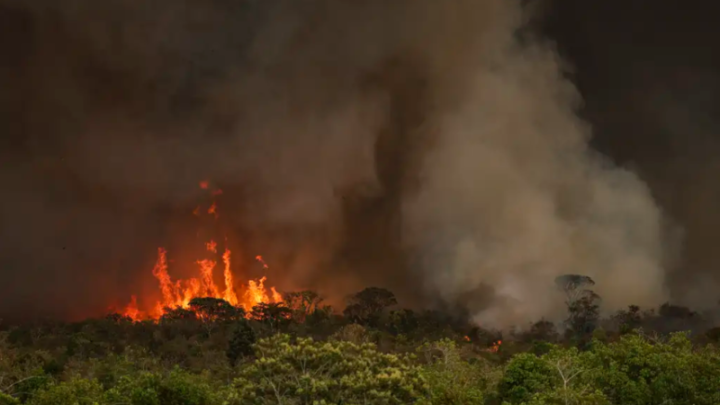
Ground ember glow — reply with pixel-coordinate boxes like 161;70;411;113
120;182;283;321
488;340;502;353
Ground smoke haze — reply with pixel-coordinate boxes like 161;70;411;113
0;0;676;326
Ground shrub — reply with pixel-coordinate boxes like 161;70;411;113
228;334;427;404
103;367;218;405
27;378;104;405
417;339;494;404
586;332;720;405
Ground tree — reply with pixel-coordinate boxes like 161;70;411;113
586;331;720;405
499;352;556;404
417;339;496;404
555;274;601;345
554;275;596;307
26;379;104;405
185;297;245;338
160;307;199;323
226;320;256;366
250;303;292;334
103;367;219;405
282;290;325;323
387;309;419;336
188;297;244;322
228;334;427;404
330;324;370;345
566;293;601;342
500;346;609;405
343;287;397;327
611;305;643;335
0;333;49;402
519;319;559;344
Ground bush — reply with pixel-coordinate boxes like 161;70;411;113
499;332;720;405
586;332;720;405
330;323;370;344
228;334;427;404
27;378;104;405
417;339;496;404
499;352;556;404
226;320;256;366
103;367;218;405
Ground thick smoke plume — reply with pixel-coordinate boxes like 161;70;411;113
0;0;670;326
542;0;720;310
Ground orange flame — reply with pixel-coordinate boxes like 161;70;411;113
487;340;502;353
120;182;282;321
208;202;218;217
223;249;239;306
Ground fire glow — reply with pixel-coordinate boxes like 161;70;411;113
121;182;283;321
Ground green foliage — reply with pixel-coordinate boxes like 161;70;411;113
229;334;427;404
611;305;643;335
0;336;49;401
26;379;103;405
386;309;420;336
0;392;19;405
523;387;610;405
417;339;495;404
500;331;720;405
500;345;610;405
585;331;720;405
330;324;370;344
63;345;161;389
499;352;556;404
104;367;218;405
226;320;256;366
4;286;720;405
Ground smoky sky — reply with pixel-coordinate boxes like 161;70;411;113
0;0;715;326
541;0;720;308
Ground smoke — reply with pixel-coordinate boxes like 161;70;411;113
541;0;720;310
0;0;671;325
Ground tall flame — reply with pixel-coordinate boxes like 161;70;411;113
223;249;239;306
121;181;282;321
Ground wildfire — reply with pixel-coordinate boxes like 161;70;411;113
121;181;283;321
487;340;502;353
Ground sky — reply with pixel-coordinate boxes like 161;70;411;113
0;0;718;324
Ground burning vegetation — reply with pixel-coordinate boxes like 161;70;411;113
121;182;283;321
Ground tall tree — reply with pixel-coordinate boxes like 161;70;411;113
250;303;292;334
283;290;324;323
343;287;397;327
555;275;601;345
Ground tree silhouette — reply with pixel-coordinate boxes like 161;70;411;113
283;290;325;323
227;320;256;366
555;274;601;346
251;303;292;334
188;297;244;322
343;287;397;327
554;274;596;306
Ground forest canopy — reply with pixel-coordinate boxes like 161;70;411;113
1;281;720;405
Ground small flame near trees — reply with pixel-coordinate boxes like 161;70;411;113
120;181;283;321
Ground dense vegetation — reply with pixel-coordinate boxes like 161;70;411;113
2;277;720;404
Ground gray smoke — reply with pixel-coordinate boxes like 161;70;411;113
0;0;672;325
